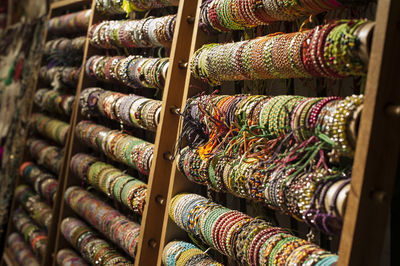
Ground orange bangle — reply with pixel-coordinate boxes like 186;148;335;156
31;235;46;250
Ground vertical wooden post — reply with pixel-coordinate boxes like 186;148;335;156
156;1;214;264
338;0;400;265
51;2;103;265
43;1;94;265
134;1;198;265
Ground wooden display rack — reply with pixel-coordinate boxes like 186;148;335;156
157;1;400;266
1;0;92;265
50;1;198;266
2;0;400;265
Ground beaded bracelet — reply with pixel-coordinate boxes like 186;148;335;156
90;15;176;49
47;9;91;35
7;232;40;266
20;162;58;204
175;94;363;234
200;0;346;31
170;193;338;265
39;66;81;88
13;208;47;258
44;36;86;56
34;88;74;116
65;187;141;258
27;138;64;175
61;217;133;265
96;0;178;14
72;153;147;214
162;241;223;266
30;113;70;145
80;87;162;132
15;185;53;231
192;20;373;85
85;55;169;90
57;249;88;266
75;121;153;175
181;94;362;160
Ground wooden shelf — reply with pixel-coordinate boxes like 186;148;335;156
338;0;400;265
0;1;95;266
2;0;399;265
50;1;198;266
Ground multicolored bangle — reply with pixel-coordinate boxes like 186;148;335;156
169;193;338;265
191;20;373;85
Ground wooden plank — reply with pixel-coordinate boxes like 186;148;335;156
51;2;100;265
42;2;96;265
134;1;199;265
156;1;216;264
338;0;400;265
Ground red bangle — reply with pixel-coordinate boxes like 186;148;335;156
31;235;46;250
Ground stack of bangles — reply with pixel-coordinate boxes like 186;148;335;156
27;139;64;174
56;249;88;266
95;0;179;14
182;94;364;160
89;15;176;49
85;55;169;89
80;87;162;131
177;94;362;234
65;187;141;258
177;146;350;235
71;153;147;214
40;66;81;87
8;233;40;266
75;121;154;175
47;9;91;35
34;88;75;116
170;193;339;265
13;208;47;258
191;20;374;85
15;185;53;231
30;114;70;145
20;162;58;204
61;217;133;265
200;0;357;32
44;36;86;56
162;241;223;266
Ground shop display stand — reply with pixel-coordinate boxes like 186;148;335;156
1;0;400;265
337;1;400;265
0;0;92;265
51;1;198;266
133;1;198;265
157;1;400;266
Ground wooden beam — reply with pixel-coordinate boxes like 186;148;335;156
134;1;198;265
43;1;97;266
156;1;215;264
51;1;100;265
338;0;400;265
